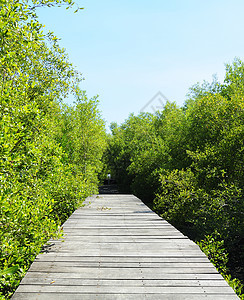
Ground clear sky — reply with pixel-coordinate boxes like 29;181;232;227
37;0;244;128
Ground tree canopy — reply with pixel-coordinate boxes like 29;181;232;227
105;59;244;296
0;1;107;298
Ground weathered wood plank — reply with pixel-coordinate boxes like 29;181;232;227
11;293;239;300
35;255;211;263
28;265;218;274
28;261;215;268
20;271;224;280
14;285;236;294
19;278;229;287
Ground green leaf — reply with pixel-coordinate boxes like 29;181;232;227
0;266;19;276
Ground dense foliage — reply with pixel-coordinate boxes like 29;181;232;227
0;1;106;298
105;59;244;297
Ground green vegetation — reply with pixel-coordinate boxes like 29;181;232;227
105;59;244;298
0;0;106;298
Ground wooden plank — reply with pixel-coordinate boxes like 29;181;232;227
12;194;239;299
12;293;239;300
30;261;214;268
19;278;229;287
14;285;236;294
35;255;211;263
21;272;224;280
28;265;218;274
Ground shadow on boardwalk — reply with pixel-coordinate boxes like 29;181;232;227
99;184;119;194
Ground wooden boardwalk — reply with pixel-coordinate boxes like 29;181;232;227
12;194;238;299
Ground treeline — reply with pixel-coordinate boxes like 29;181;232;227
105;59;244;297
0;1;106;299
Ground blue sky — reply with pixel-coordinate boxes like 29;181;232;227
38;0;244;128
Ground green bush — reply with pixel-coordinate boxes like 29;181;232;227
107;60;244;297
0;1;107;298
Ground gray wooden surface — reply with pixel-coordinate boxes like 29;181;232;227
12;194;239;299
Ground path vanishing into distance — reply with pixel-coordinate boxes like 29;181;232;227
12;194;239;299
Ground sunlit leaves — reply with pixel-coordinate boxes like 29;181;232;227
107;59;244;295
0;0;106;298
